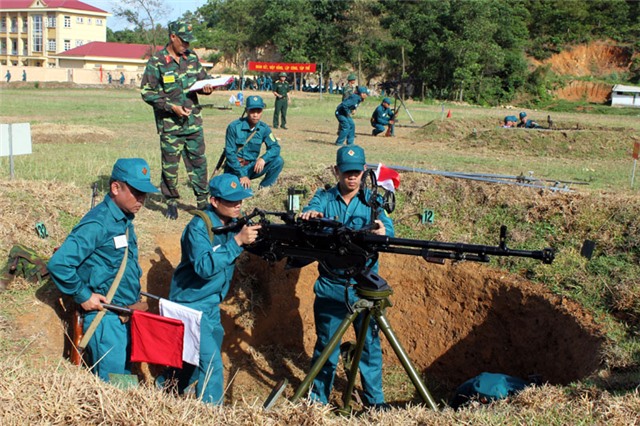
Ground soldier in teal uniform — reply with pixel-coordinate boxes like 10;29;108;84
300;145;393;410
47;158;159;382
168;173;260;404
342;73;357;100
371;97;396;136
272;72;290;129
335;86;369;146
517;111;542;129
223;95;284;189
141;20;214;220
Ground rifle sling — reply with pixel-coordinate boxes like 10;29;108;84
189;210;214;243
212;127;259;177
78;228;129;351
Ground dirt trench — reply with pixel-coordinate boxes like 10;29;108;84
137;231;604;400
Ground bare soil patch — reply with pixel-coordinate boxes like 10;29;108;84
31;123;115;144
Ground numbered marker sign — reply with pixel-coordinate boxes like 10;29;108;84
633;141;639;160
422;209;435;224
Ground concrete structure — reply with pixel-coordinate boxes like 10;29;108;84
611;84;640;108
0;0;110;68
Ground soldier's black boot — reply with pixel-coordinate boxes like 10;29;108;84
165;204;178;220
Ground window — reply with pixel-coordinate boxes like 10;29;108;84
32;15;43;52
22;18;28;33
47;15;56;28
76;17;84;24
96;19;103;26
47;40;56;51
11;17;17;33
11;39;18;55
75;40;83;47
88;18;92;25
64;16;71;28
0;40;6;55
0;17;6;32
64;39;71;51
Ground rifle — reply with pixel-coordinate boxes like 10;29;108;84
210;110;248;179
70;182;100;365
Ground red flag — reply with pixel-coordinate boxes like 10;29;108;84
447;109;452;118
375;163;401;192
130;310;184;368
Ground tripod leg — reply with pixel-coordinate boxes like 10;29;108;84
341;308;373;411
374;310;439;410
291;308;361;402
396;96;415;123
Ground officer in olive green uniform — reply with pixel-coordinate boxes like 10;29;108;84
272;72;290;129
342;73;357;100
141;20;214;220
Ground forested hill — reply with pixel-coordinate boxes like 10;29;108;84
110;0;640;106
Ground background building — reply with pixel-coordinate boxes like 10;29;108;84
0;0;110;68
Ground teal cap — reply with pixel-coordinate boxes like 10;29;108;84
357;86;369;95
111;158;159;193
505;115;517;122
347;73;356;81
336;145;366;173
382;97;392;105
168;20;196;42
245;95;265;110
209;173;253;201
519;111;527;119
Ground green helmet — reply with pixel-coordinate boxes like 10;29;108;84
347;73;356;81
279;72;287;78
245;95;265;110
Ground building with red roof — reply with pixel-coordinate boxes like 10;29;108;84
0;0;110;67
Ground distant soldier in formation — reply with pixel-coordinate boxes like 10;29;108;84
22;70;26;82
272;72;290;129
141;20;214;220
5;70;11;82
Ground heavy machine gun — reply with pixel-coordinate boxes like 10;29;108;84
225;206;554;412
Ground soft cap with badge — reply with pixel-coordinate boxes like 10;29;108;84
111;158;159;194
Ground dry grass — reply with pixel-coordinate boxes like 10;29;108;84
0;353;638;425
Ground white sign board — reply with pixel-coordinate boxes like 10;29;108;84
0;123;32;157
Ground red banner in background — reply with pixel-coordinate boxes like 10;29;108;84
248;61;317;73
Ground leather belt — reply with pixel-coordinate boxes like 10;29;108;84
238;158;250;166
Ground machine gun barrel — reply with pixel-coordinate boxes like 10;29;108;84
360;233;554;264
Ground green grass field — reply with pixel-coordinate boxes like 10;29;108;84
1;85;639;424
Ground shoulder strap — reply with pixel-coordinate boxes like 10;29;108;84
78;228;129;351
189;210;214;243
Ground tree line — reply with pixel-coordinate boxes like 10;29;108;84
109;0;640;106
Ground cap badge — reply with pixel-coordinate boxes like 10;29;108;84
142;167;148;175
347;149;355;156
230;181;237;189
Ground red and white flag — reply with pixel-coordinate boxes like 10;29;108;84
375;163;401;192
130;310;184;368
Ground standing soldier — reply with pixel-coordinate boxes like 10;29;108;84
342;73;357;100
47;158;159;383
272;72;290;129
335;86;369;146
141;20;214;220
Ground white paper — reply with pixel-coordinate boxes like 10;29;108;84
189;76;233;92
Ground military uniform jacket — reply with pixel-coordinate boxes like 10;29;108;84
342;84;355;100
273;80;290;99
302;186;394;288
169;209;242;306
336;93;364;117
47;195;141;307
224;118;281;178
141;45;208;136
372;104;395;126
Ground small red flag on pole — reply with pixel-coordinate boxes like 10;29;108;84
446;109;452;118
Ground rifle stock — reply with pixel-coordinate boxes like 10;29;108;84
70;308;84;365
